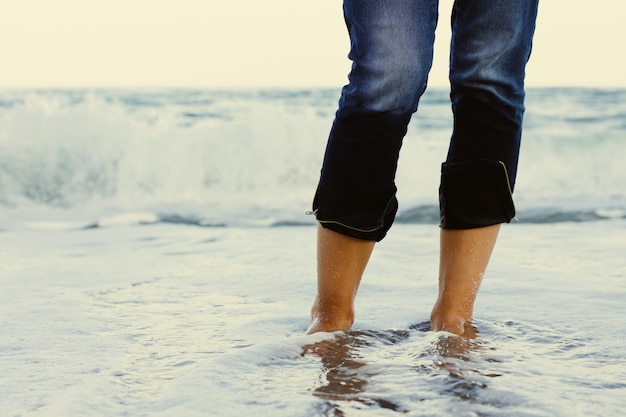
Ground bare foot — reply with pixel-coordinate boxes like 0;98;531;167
306;296;354;334
430;310;477;339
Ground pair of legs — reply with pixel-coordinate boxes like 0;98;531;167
307;223;499;337
307;0;538;337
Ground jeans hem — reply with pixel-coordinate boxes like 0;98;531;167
439;159;516;229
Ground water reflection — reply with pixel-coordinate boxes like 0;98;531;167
424;326;505;408
310;335;368;400
304;330;411;416
303;323;508;415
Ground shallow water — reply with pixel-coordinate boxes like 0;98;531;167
2;87;625;415
2;222;625;416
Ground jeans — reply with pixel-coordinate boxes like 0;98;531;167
312;0;539;241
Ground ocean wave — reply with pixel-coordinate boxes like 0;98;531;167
1;88;625;230
395;205;626;225
5;206;621;232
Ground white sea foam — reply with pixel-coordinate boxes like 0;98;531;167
1;88;625;230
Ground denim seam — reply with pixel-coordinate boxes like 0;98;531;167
498;160;514;197
317;219;382;234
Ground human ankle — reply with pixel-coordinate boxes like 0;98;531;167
430;305;475;337
306;314;353;334
307;298;354;334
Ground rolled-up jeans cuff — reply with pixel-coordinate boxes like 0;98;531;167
439;159;516;229
311;183;398;242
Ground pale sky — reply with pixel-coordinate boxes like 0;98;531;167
1;0;624;88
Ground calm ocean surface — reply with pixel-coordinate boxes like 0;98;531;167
1;88;625;416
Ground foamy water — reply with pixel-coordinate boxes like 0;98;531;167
2;222;625;416
1;88;625;229
1;88;625;416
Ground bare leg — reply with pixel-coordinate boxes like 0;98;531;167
430;224;500;337
306;224;375;334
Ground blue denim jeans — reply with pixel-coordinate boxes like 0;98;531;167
312;0;539;241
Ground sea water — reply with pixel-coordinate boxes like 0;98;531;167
1;88;625;416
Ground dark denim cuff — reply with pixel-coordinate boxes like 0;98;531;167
439;159;516;229
311;182;398;242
